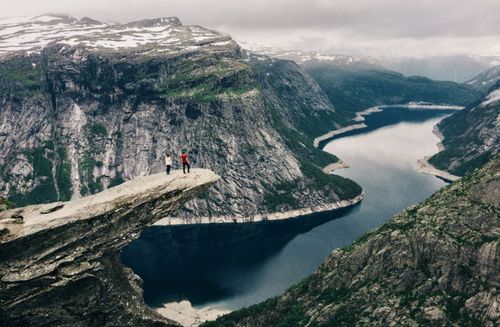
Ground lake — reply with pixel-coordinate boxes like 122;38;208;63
122;108;455;312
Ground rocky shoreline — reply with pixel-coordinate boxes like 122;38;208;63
155;192;364;225
322;160;350;173
414;125;460;182
313;103;462;183
313;103;463;148
156;301;230;327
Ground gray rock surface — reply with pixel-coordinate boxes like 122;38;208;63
429;83;500;176
205;157;500;327
0;168;219;327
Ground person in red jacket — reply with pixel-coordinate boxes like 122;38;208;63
180;149;190;174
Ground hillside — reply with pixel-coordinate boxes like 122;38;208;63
302;62;483;116
429;82;500;176
467;65;500;91
205;156;500;327
0;15;361;220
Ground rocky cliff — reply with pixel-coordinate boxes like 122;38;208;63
0;169;218;326
429;82;500;176
0;15;361;220
205;157;499;326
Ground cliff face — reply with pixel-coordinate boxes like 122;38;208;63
0;169;219;327
429;82;500;176
0;15;361;220
205;157;500;327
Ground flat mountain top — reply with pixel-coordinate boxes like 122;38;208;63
0;14;235;57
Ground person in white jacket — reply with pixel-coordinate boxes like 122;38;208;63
165;153;173;175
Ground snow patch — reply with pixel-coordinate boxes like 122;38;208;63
0;15;233;56
481;89;500;107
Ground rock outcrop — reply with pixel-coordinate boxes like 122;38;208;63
0;169;219;327
429;82;500;176
205;157;499;326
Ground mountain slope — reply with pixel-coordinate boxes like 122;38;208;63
0;15;361;220
467;65;500;91
205;156;500;327
429;83;500;176
302;62;483;115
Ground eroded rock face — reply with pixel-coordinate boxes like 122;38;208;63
205;158;500;327
0;15;362;220
0;169;218;327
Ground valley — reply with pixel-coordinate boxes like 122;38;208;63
0;10;498;327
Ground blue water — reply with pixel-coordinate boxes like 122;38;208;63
122;108;454;312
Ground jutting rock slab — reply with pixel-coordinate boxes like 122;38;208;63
0;169;219;327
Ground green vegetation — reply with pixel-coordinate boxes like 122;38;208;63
108;175;125;188
8;145;58;206
262;180;300;211
303;63;483;114
55;146;72;201
261;103;362;211
87;123;108;137
0;58;42;97
78;155;103;195
0;198;15;210
157;58;257;103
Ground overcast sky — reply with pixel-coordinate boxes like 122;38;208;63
1;0;500;58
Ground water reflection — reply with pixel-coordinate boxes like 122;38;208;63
122;206;357;307
123;108;453;310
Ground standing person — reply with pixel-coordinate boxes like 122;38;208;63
165;153;172;175
180;149;190;174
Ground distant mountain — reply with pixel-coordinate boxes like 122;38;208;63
242;46;483;115
0;14;229;55
205;155;500;327
302;62;482;115
378;55;500;83
0;15;362;220
239;44;379;67
429;82;500;176
466;65;500;91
